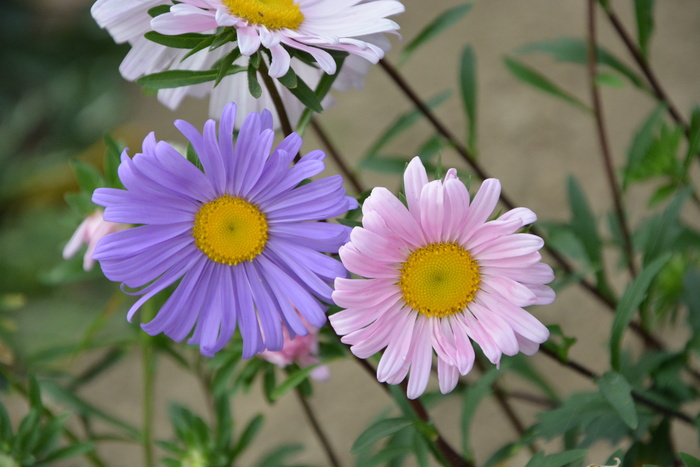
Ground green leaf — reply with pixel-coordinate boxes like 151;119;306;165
460;367;501;461
231;414;264;460
400;3;473;63
286;73;323;113
277;67;298;89
269;363;324;401
41;443;94;463
598;371;638;429
567;175;602;269
359;156;413;174
364;91;452;159
295;54;345;133
256;444;304;467
148;5;170;17
0;402;12;441
103;134;124;189
504;56;590;111
609;254;671;370
624;104;667;189
136;67;245;90
70;160;104;194
525;449;588;467
634;0;655;59
40;380;141;440
542;324;577;362
28;376;42;411
679;452;700;467
351;418;414;454
517;37;645;89
144;31;210;49
247;64;262;99
459;45;477;155
595;71;625;88
214;47;242;87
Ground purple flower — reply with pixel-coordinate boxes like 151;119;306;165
93;103;357;357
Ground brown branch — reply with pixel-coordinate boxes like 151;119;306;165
311;118;365;194
295;388;343;467
587;0;637;278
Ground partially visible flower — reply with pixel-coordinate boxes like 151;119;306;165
330;157;555;399
91;0;398;125
260;312;329;381
152;0;404;78
63;209;127;271
92;103;357;357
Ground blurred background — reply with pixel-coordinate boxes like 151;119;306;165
2;0;700;465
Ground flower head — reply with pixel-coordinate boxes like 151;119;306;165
152;0;404;78
93;103;357;357
63;209;127;271
330;158;554;399
91;0;397;124
259;312;329;381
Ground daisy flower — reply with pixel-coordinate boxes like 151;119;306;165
92;103;357;357
63;209;127;271
91;0;396;124
259;312;330;381
330;157;554;399
151;0;404;78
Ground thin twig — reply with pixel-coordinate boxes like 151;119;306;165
539;347;695;426
311;117;365;194
295;388;343;467
601;4;689;133
353;357;472;467
587;0;637;278
473;359;538;456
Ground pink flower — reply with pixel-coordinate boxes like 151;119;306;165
63;210;127;271
260;316;329;381
330;157;555;399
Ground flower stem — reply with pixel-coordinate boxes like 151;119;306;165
353;357;472;467
257;60;294;139
311;117;365;194
294;387;343;467
141;304;156;467
587;0;637;278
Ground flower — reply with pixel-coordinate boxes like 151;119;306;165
151;0;404;78
63;209;127;271
330;158;554;399
92;103;357;357
91;0;396;124
259;312;329;381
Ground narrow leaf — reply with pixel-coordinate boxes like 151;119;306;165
634;0;655;59
459;45;477;154
247;65;262;99
214;47;242;87
609;254;671;370
401;3;473;63
136;67;245;90
42;443;94;463
144;31;210;49
504;57;590;111
598;371;638;429
517;37;645;89
525;449;588;467
269;363;323;401
286;73;323;113
351;418;413;454
624;104;667;189
679;452;700;467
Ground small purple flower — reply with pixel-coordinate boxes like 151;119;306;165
93;103;357;357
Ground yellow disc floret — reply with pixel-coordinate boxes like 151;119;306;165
399;242;481;318
223;0;305;30
192;195;268;265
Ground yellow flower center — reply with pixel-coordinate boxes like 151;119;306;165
192;195;268;265
398;242;481;318
222;0;305;30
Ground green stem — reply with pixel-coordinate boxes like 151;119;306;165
141;304;156;467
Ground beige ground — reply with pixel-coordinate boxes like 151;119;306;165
8;0;700;465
